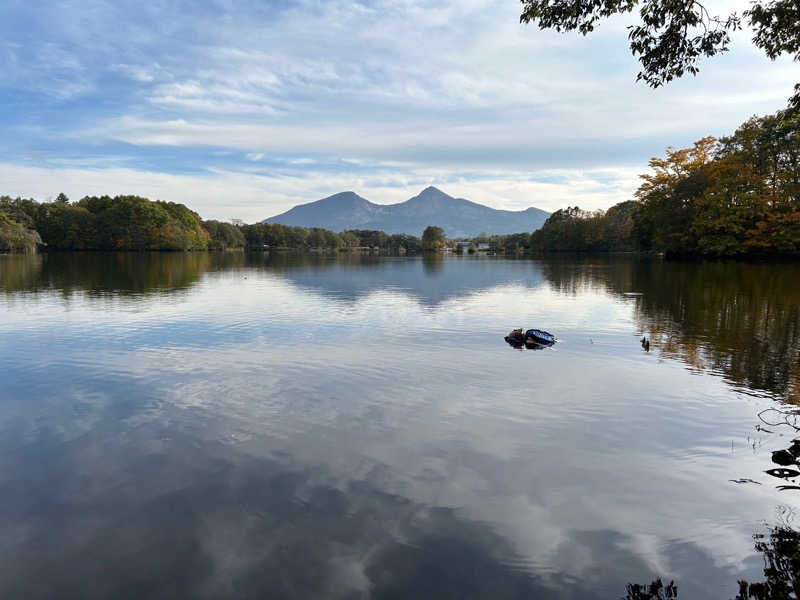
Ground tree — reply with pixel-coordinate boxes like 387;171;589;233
603;200;638;249
520;1;800;104
0;212;41;253
202;220;246;250
339;231;359;248
422;225;446;251
634;137;717;255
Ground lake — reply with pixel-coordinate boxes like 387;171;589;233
1;252;799;599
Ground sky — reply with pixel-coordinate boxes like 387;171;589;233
1;0;796;222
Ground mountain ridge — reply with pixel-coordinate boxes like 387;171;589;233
263;186;550;237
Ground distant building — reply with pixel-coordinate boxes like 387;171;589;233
455;241;491;253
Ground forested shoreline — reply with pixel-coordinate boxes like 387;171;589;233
2;106;798;258
0;193;428;254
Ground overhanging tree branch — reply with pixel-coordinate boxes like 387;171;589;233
520;0;798;101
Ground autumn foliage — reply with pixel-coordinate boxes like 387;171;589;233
530;106;800;257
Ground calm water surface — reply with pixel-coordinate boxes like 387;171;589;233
1;253;799;599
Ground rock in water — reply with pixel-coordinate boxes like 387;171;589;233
772;450;797;466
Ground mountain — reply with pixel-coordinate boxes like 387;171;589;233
262;187;550;238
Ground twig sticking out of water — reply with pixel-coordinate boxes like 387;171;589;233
758;408;800;431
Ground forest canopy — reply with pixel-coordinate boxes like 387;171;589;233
0;195;211;251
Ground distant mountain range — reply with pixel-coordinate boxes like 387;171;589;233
263;186;550;238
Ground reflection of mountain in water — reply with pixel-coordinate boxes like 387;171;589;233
541;258;800;401
249;253;548;307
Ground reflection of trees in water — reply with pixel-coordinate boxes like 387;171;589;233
0;253;43;290
541;258;800;401
625;524;800;599
422;253;445;274
0;252;221;296
537;258;800;598
740;524;800;599
243;250;383;274
624;578;678;599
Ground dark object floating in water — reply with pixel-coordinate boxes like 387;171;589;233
640;336;650;352
788;440;800;457
766;468;800;479
771;450;798;466
729;478;762;485
525;329;556;346
504;328;556;348
504;328;525;346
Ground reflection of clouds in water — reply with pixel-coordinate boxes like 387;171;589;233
3;255;791;597
16;334;768;593
0;413;754;599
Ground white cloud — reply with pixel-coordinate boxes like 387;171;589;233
110;63;159;83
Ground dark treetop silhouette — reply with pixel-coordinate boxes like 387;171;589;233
520;0;800;106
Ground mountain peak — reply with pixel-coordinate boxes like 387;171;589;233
419;185;450;197
324;191;366;203
408;186;455;205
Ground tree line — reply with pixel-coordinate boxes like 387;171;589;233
0;194;428;254
238;224;425;253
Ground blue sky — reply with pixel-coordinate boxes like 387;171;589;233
1;0;796;221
